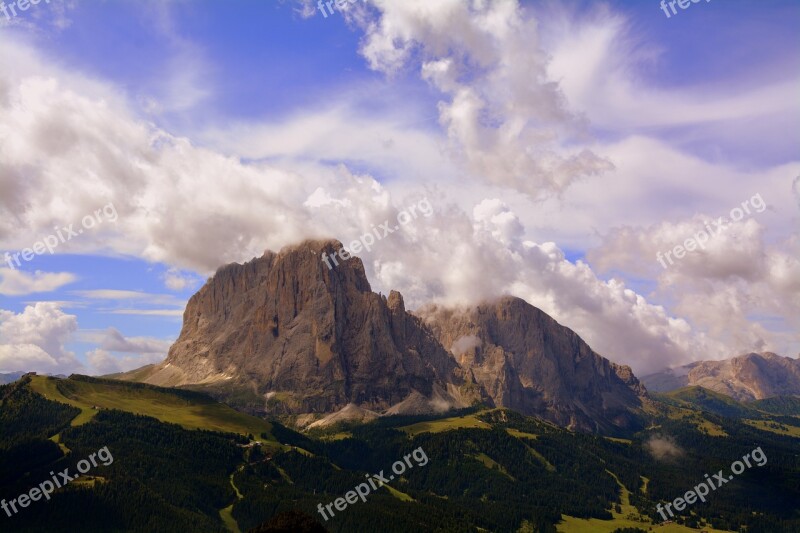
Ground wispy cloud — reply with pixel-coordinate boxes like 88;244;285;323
108;309;184;317
0;269;77;296
161;268;200;291
69;290;186;318
71;290;184;306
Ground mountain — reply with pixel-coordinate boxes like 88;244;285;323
0;371;25;384
118;239;646;433
418;297;646;432
124;240;488;417
642;352;800;401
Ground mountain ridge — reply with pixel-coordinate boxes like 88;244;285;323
118;239;647;432
642;352;800;401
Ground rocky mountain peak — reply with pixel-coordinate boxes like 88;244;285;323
139;239;486;416
416;295;646;432
128;241;647;433
642;351;800;401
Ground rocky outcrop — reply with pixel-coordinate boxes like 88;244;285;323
416;297;646;432
644;353;800;401
138;240;487;415
127;239;648;432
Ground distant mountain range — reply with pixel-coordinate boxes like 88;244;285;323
0;371;26;385
641;352;800;401
116;239;647;433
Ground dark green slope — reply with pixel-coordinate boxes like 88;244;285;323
1;377;251;532
751;395;800;416
2;378;800;532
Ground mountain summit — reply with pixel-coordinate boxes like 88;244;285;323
134;239;485;415
419;297;646;432
642;352;800;401
124;239;646;432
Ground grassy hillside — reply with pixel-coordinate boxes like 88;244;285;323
657;386;760;419
399;412;492;435
27;374;275;441
3;379;799;532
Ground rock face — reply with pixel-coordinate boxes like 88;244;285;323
139;240;486;415
132;239;646;432
417;297;646;432
643;353;800;401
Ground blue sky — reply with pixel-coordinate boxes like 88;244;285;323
1;0;798;376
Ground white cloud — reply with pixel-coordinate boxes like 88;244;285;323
544;5;800;132
354;0;612;199
361;198;725;374
0;302;81;373
161;268;198;291
98;327;172;354
0;268;77;295
69;290;186;317
87;349;163;375
588;216;800;362
77;328;171;374
71;290;183;306
109;309;184;317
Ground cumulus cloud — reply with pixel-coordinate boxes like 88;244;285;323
364;198;725;374
354;0;613;199
0;268;77;295
588;213;800;363
0;302;81;373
